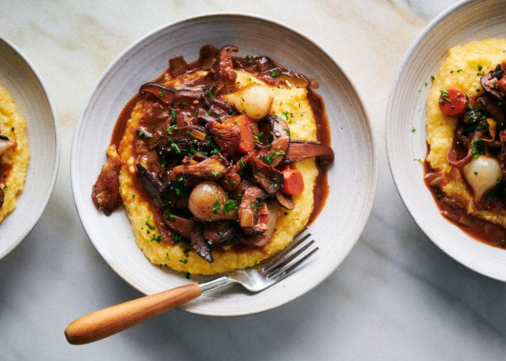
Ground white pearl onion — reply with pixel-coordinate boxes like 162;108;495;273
463;155;503;202
223;84;273;120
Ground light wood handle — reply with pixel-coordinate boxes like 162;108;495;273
64;282;201;345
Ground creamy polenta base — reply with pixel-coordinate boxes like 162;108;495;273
118;70;319;275
426;38;506;227
0;85;29;224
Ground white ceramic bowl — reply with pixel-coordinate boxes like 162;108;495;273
71;14;377;316
0;37;60;259
386;0;506;281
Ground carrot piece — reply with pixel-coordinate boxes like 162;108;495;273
280;168;304;195
438;88;468;117
225;115;259;154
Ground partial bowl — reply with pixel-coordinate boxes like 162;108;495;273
0;37;60;259
386;0;506;280
71;14;377;316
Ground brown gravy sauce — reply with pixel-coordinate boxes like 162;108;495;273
0;162;12;186
423;149;506;248
110;45;331;245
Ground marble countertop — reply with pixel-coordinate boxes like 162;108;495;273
2;0;506;359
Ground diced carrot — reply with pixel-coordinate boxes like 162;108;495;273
280;168;304;195
225;115;259;154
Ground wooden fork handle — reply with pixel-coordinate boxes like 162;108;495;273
64;282;201;345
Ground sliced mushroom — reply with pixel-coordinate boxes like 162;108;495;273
276;191;294;210
139;82;176;105
217;45;238;95
199;45;219;70
205;121;241;157
260;114;290;167
92;145;123;216
136;163;176;208
191;223;213;263
169;154;231;181
203;221;238;246
163;213;195;239
284;140;335;167
249;155;283;194
172;90;203;107
447;129;484;168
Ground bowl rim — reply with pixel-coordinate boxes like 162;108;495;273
0;36;61;260
385;0;506;280
71;12;378;315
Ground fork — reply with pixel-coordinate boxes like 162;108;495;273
64;228;317;345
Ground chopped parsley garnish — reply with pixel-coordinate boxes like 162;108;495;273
228;177;237;188
171;110;178;123
166;124;178;134
212;198;221;214
253;132;264;144
206;90;214;99
145;216;156;230
150;234;164;243
263;154;274;164
281;110;290;121
247;58;254;64
168;138;181;154
212;171;220;178
164;210;176;222
159;91;166;97
180;259;188;264
270;69;280;78
223;200;238;214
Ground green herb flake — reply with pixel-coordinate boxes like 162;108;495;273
271;69;280;78
212;198;221;214
150;234;164;243
206;90;214;99
165;210;176;222
223;200;238;215
145;216;156;231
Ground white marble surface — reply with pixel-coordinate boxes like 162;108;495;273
2;0;506;359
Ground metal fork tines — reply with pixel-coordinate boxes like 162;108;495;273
199;228;318;293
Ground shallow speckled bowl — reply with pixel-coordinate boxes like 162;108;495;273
0;37;60;259
386;0;506;281
71;14;377;316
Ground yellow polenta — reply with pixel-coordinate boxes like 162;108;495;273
426;38;506;226
118;70;319;275
0;85;29;224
